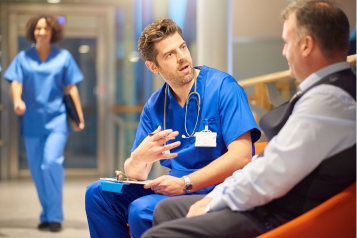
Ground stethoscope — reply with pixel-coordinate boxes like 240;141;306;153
163;69;201;139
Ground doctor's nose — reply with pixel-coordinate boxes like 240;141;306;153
177;49;186;62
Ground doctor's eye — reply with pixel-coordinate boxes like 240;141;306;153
182;45;187;50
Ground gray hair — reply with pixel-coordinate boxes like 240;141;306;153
281;0;350;58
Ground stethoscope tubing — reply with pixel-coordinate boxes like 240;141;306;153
164;69;201;138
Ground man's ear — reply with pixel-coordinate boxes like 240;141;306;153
145;61;159;74
301;35;314;58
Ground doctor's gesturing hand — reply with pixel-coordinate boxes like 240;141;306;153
125;126;181;181
133;126;180;164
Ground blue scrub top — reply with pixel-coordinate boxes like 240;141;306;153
4;46;84;136
132;66;260;194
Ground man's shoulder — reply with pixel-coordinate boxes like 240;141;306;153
303;69;355;102
200;65;232;79
200;65;238;88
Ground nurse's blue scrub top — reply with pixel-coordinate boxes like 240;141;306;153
4;46;84;136
132;66;261;194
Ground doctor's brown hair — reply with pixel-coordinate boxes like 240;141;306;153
26;14;64;44
281;0;350;59
138;18;184;66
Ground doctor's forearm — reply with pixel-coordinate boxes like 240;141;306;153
124;155;152;180
188;131;252;192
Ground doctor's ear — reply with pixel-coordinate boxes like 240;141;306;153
145;61;159;74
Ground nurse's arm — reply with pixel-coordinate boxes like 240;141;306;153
187;130;252;192
65;84;85;130
11;80;26;115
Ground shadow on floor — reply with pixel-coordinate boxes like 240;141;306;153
0;219;88;230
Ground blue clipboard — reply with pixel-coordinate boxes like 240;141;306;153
101;180;130;193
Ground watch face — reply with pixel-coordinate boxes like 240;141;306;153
186;184;193;191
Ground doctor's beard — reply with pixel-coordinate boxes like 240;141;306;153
158;60;195;87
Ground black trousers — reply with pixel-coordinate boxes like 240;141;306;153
142;195;275;238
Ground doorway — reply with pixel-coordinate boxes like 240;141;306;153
1;3;116;178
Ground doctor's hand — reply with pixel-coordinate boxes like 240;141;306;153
132;126;181;164
144;175;187;196
186;197;212;218
14;100;26;115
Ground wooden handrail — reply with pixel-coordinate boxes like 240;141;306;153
111;105;144;113
238;54;356;88
110;55;356;114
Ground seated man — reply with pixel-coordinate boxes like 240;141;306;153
85;18;260;238
142;1;356;238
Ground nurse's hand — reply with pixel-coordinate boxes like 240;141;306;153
72;121;85;131
132;126;181;164
14;100;26;115
144;175;186;196
186;197;212;218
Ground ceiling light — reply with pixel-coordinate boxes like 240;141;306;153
47;0;61;3
79;45;90;54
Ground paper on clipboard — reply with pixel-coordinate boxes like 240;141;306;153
100;178;152;185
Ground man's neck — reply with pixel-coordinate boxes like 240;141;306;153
300;54;347;83
36;43;52;62
170;69;199;108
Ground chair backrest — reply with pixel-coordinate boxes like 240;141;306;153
254;142;268;155
256;182;356;238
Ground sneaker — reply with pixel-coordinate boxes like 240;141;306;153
50;222;62;232
38;222;50;230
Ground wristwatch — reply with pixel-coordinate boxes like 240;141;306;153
205;204;212;213
183;175;193;193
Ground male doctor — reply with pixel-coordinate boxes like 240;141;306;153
85;18;260;238
142;1;356;238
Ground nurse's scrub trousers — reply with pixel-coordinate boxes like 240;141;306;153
24;133;68;224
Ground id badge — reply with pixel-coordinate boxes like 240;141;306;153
195;131;217;147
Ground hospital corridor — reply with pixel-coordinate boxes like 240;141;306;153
0;177;93;237
0;0;355;237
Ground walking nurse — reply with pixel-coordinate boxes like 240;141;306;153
4;14;85;232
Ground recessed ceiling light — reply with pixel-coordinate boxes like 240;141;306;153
79;45;90;54
47;0;61;3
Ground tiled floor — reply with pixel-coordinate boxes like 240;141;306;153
0;177;98;238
